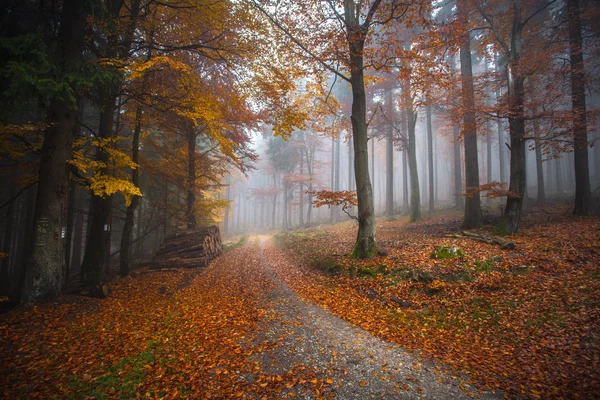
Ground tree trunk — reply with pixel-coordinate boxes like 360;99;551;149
403;146;409;213
64;182;76;285
459;1;482;229
346;17;376;258
224;173;231;237
495;51;506;186
405;95;421;222
283;179;288;230
71;191;84;274
299;149;304;226
533;112;546;203
330;136;335;223
1;185;15;297
568;0;592;215
186;128;197;229
272;175;277;229
386;88;394;217
453;124;464;209
22;0;88;302
81;92;117;289
426;105;434;214
502;6;527;234
119;103;143;277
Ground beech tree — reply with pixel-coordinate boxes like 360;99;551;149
21;0;91;302
474;0;557;233
458;0;482;229
252;0;419;258
567;0;592;215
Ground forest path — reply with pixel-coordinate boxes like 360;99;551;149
232;235;500;399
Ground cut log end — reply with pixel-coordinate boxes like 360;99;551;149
91;283;109;298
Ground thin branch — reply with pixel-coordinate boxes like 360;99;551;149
251;0;350;83
0;181;37;212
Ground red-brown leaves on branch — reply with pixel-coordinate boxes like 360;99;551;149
308;190;358;220
461;181;518;199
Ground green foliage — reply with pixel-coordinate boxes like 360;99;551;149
473;258;496;273
224;236;248;252
68;346;158;399
430;246;465;259
357;267;377;278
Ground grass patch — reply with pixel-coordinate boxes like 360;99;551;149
357;267;377;278
311;258;343;275
431;246;465;259
68;343;159;399
223;236;248;252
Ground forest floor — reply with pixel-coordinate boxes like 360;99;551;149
0;203;598;399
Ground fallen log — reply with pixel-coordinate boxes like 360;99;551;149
151;225;223;269
461;230;515;250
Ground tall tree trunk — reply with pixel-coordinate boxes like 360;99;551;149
405;93;421;222
119;103;143;277
386;88;394;217
568;0;592;215
486;120;492;184
459;1;482;229
22;0;88;302
272;175;277;229
502;6;527;233
453;124;464;209
346;12;376;258
224;173;231;237
71;190;84;275
495;52;506;186
186;128;197;229
403;146;409;213
64;181;76;285
426;105;434;214
533;113;546;203
299;150;304;226
81;92;117;289
283;180;288;230
330;136;336;223
1;185;15;297
307;147;314;224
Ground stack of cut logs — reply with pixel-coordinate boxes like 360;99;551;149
152;225;223;269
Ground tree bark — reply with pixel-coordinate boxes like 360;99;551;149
81;91;117;289
186;127;197;229
426;105;434;214
22;0;88;302
405;91;421;222
502;5;527;233
403;146;409;213
495;51;506;186
345;3;376;258
533;112;546;203
453;124;464;210
568;0;592;215
224;173;231;237
386;88;394;217
119;103;143;277
459;1;482;229
299;146;305;226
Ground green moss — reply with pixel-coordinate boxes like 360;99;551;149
351;240;378;259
